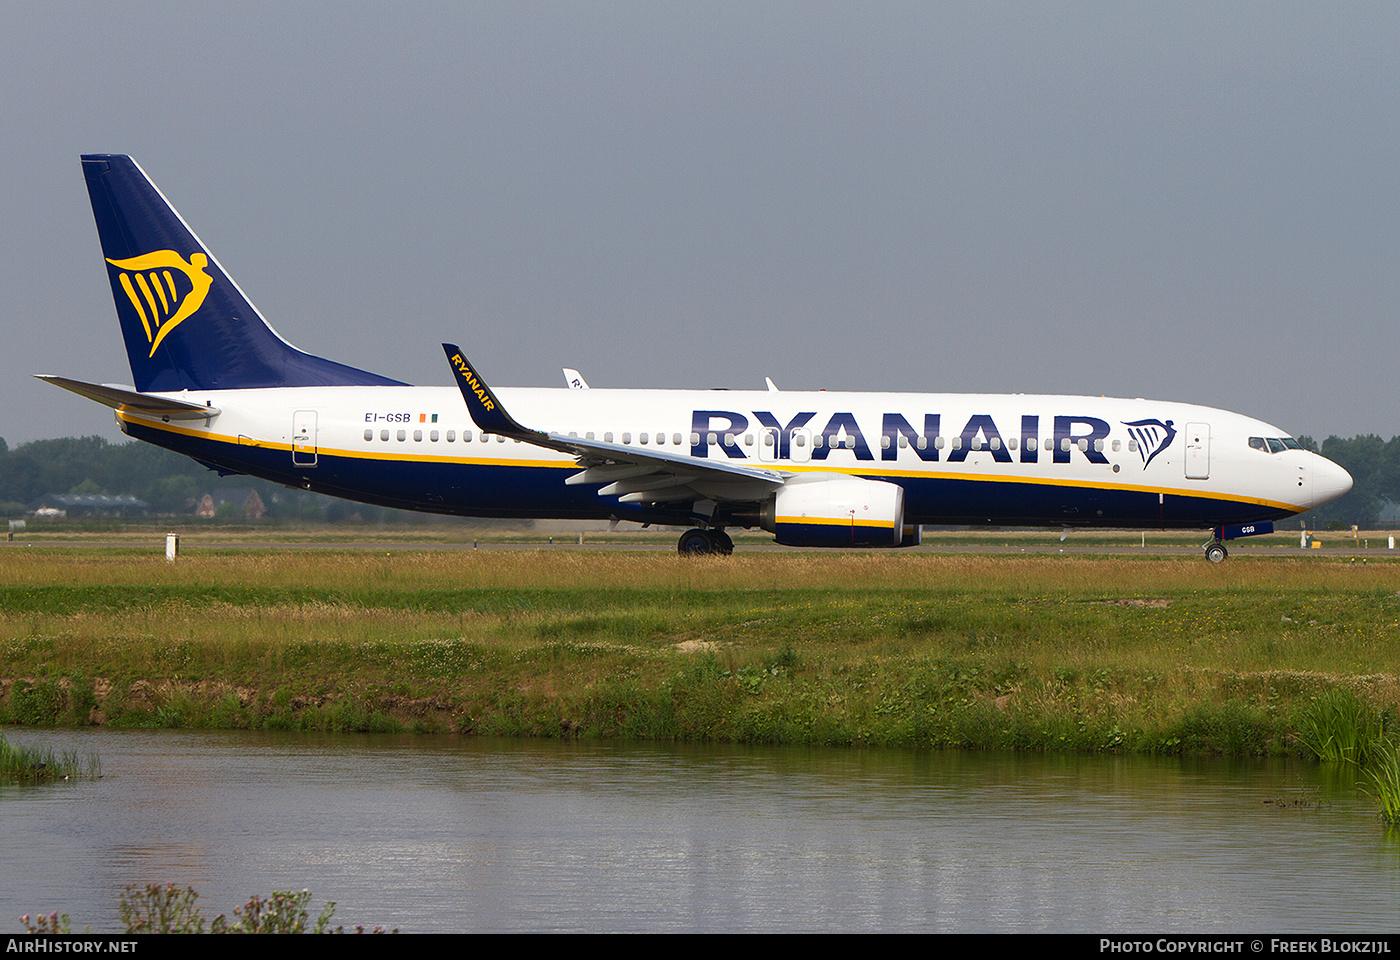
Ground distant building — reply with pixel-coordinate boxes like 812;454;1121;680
196;488;266;520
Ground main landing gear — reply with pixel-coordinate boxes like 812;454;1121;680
1203;539;1228;563
677;528;734;556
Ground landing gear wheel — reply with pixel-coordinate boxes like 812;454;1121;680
1204;541;1228;563
678;529;716;556
712;530;734;555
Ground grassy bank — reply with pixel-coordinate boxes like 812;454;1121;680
2;549;1399;754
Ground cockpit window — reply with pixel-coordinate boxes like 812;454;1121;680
1249;436;1301;454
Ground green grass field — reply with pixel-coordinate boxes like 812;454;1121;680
3;545;1398;755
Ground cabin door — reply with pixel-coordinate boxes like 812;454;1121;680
1184;422;1209;480
292;410;318;467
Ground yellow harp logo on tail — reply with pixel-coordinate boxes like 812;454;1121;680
105;250;214;357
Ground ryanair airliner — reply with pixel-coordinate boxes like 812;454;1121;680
42;155;1353;559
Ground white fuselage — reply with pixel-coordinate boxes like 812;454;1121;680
113;384;1351;530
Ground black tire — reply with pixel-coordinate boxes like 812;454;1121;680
677;529;715;556
712;530;734;555
1205;542;1228;563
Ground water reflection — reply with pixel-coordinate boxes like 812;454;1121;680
1;730;1394;932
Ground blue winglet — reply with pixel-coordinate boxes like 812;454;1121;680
442;343;543;441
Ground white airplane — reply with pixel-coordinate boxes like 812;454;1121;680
42;155;1352;559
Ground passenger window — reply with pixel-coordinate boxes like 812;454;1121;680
414;430;423;442
673;433;683;446
430;430;438;442
622;432;632;444
605;432;614;443
447;430;456;442
380;429;389;441
364;429;373;442
397;429;406;441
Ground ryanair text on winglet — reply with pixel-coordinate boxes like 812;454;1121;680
449;354;495;412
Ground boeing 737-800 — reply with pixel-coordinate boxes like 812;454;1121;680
41;155;1353;558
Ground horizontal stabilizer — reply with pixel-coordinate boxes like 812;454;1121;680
35;375;220;419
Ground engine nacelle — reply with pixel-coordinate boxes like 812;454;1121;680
761;474;906;547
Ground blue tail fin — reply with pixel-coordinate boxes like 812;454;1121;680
81;154;406;392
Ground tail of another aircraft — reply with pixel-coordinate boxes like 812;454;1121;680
81;154;405;392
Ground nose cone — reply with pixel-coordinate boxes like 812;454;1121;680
1310;454;1353;509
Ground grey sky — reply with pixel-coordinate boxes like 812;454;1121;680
3;2;1396;447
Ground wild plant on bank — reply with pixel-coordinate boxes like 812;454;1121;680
1296;688;1388;767
20;912;71;934
0;732;99;782
1361;748;1400;825
112;883;390;933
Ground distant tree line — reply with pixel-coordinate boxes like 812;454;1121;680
0;435;435;524
0;433;1392;527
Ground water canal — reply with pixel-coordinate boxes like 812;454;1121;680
1;730;1394;933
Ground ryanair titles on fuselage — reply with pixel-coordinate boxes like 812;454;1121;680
687;409;1172;468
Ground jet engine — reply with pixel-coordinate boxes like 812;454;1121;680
761;474;906;547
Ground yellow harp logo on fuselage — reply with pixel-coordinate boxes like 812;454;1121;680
105;250;214;357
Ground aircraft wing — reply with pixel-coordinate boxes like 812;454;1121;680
443;344;786;505
36;375;221;420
